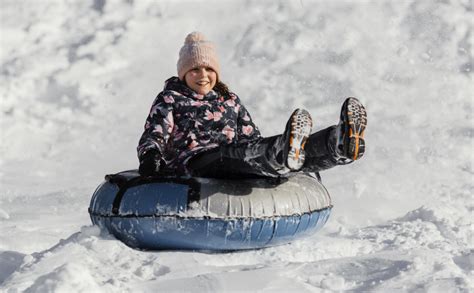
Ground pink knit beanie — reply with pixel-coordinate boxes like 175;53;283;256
177;32;221;81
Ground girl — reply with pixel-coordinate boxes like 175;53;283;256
137;32;367;179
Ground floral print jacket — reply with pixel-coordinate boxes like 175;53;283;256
137;77;262;172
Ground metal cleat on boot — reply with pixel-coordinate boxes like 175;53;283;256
337;97;367;161
285;109;313;170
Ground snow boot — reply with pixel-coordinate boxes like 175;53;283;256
336;97;367;161
281;108;313;171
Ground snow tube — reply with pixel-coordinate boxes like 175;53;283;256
88;170;332;251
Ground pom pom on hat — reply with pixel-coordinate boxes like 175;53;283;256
184;31;206;43
177;32;220;81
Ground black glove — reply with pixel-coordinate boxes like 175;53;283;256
139;150;161;176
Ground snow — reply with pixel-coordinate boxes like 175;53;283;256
1;0;472;292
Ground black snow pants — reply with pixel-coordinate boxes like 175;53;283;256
186;126;347;179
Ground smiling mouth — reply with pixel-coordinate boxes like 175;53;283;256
196;81;209;86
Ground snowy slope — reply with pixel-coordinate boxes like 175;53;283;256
1;0;472;292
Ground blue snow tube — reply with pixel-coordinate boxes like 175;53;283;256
88;170;332;251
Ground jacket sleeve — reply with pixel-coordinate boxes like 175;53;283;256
233;94;262;142
137;92;175;161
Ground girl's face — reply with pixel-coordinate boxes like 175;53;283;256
184;66;217;95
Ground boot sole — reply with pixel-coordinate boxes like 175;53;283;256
344;98;367;160
287;109;313;170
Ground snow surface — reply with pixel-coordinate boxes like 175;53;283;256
1;0;473;292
